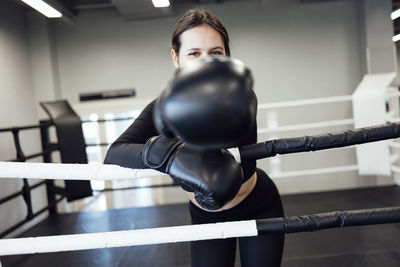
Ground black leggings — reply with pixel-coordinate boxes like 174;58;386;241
189;168;284;267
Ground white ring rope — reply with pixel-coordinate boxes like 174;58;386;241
0;162;162;180
0;148;240;181
0;220;257;256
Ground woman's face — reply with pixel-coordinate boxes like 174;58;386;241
172;24;226;68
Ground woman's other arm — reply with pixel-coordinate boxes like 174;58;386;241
103;100;158;169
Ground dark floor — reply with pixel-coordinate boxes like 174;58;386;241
1;186;400;267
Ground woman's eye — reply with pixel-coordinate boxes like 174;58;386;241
211;51;223;55
188;52;200;56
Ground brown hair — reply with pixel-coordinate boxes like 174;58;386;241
171;9;231;56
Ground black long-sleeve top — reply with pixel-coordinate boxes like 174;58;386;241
104;100;257;182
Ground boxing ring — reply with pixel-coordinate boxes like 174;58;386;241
1;119;400;257
0;160;400;256
1;73;400;265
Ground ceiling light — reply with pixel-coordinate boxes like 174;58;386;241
152;0;170;8
21;0;62;18
392;34;400;43
391;9;400;20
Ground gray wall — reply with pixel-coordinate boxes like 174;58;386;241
0;0;47;236
51;1;364;140
53;8;176;103
53;0;363;103
27;12;62;118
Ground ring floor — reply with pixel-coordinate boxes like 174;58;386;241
1;185;400;267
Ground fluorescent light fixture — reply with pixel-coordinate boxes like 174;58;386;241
21;0;62;18
393;34;400;43
152;0;170;8
391;9;400;20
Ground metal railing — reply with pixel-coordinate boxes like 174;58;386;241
0;115;165;238
0;114;177;238
0;120;64;238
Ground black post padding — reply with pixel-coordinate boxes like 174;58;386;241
21;179;33;220
241;123;400;161
40;100;92;202
11;129;25;162
256;206;400;235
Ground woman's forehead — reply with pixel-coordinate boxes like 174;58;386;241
180;25;224;50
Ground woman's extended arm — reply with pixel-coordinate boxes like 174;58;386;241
103;100;159;169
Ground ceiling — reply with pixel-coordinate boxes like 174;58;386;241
51;0;236;20
20;0;398;22
42;0;269;20
32;0;311;19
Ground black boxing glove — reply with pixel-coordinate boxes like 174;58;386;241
154;57;257;149
142;135;243;210
142;135;182;172
153;91;175;139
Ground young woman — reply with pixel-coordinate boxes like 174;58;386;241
104;9;284;267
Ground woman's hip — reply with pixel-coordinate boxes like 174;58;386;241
189;168;283;224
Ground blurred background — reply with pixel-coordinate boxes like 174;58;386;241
0;0;400;250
